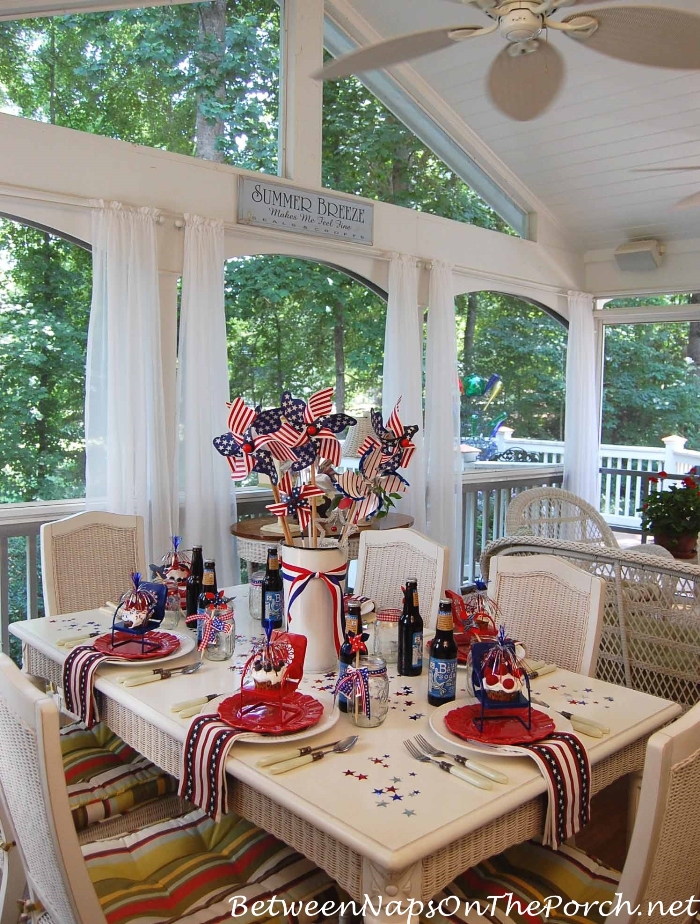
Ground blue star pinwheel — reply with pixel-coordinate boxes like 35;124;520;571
358;398;418;475
213;397;296;485
275;387;357;472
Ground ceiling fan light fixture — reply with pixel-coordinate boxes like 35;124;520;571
499;7;544;42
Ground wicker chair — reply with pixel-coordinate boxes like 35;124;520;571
0;777;27;922
40;512;147;617
431;702;700;924
483;535;700;708
354;527;448;629
489;554;605;675
505;486;674;559
0;654;342;924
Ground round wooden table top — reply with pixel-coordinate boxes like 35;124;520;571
231;512;414;540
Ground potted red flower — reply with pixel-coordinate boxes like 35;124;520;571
638;471;700;559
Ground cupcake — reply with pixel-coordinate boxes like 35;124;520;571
252;657;288;690
482;663;524;702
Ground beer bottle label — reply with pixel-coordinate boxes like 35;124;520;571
411;631;423;668
337;661;350;710
264;590;283;625
428;657;457;700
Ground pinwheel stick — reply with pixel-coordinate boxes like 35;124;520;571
270;484;295;546
354;640;361;721
309;466;319;549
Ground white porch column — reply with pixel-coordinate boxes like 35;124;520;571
563;291;600;507
662;435;687;474
383;254;426;532
279;0;324;187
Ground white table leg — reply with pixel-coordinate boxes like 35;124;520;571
361;858;423;924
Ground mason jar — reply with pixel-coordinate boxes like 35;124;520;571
373;608;401;664
248;571;265;623
347;656;389;728
204;609;236;661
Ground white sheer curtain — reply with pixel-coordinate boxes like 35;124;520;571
564;291;600;507
425;261;462;588
176;215;238;587
383;253;426;531
85;201;172;562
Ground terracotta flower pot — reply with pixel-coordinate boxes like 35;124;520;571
653;532;699;560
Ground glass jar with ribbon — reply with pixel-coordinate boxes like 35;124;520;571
196;593;235;661
334;656;389;728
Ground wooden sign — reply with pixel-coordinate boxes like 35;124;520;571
237;177;374;245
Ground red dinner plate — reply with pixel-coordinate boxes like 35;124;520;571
218;691;324;735
92;631;181;661
445;703;556;746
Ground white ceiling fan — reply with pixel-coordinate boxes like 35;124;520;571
315;1;700;122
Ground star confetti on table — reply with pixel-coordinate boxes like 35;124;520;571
344;770;355;777
390;776;401;784
391;794;403;801
356;774;368;781
376;801;389;808
403;809;416;817
385;786;397;793
584;688;593;693
409;790;420;797
409;772;417;777
405;701;414;706
409;713;424;721
373;788;384;796
369;757;386;765
604;696;614;701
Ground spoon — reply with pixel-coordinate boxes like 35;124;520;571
269;735;359;774
120;661;203;687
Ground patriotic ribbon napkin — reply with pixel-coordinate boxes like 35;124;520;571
512;732;591;848
63;646;125;728
178;714;247;820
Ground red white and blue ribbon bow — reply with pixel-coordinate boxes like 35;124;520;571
265;471;326;530
281;560;348;654
333;665;383;719
274;388;357;471
192;599;234;651
213;397;296;484
358;398;418;475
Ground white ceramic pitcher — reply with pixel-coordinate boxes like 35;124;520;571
281;540;348;673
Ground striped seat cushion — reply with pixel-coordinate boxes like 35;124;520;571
61;722;177;831
429;841;620;924
82;809;342;924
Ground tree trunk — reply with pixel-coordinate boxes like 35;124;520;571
463;292;478;373
333;299;345;415
195;0;227;162
687;293;700;372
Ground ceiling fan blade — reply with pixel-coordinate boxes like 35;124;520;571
560;6;700;69
674;191;700;211
315;26;482;81
487;42;564;121
631;167;700;173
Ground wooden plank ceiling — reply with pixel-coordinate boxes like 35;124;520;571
334;0;700;250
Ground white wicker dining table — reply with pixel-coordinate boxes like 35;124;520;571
11;586;682;924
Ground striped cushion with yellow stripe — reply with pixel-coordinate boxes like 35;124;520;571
61;722;177;831
429;842;620;924
82;809;342;924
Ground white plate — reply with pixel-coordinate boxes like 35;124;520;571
207;692;339;744
429;698;572;757
100;631;195;667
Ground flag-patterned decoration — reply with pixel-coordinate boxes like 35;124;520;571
213;397;297;484
266;471;326;530
333;458;408;524
358;398;418;475
63;646;123;727
275;388;357;471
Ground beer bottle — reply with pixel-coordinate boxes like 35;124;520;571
186;546;204;629
428;598;458;706
262;547;284;630
197;560;218;646
397;579;423;677
337;602;361;713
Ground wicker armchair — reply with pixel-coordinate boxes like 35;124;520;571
354;527;448;629
489;554;604;675
505;486;676;561
40;512;147;617
482;535;700;708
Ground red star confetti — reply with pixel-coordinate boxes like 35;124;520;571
356;774;368;781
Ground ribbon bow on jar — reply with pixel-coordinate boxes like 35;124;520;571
195;594;234;651
333;666;372;719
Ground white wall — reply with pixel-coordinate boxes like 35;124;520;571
0;112;583;316
585;237;700;298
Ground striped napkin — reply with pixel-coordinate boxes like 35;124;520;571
178;714;247;821
513;732;591;848
63;646;124;728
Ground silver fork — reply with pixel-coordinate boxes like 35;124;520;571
403;739;493;790
414;734;508;784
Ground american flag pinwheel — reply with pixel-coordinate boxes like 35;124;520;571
357;398;418;475
265;471;326;531
275;388;357;472
212;397;296;485
333;448;408;524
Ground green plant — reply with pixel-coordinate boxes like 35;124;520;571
639;473;700;537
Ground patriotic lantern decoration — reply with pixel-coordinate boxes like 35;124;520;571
115;573;158;630
265;471;326;531
274;388;357;472
471;625;532;732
